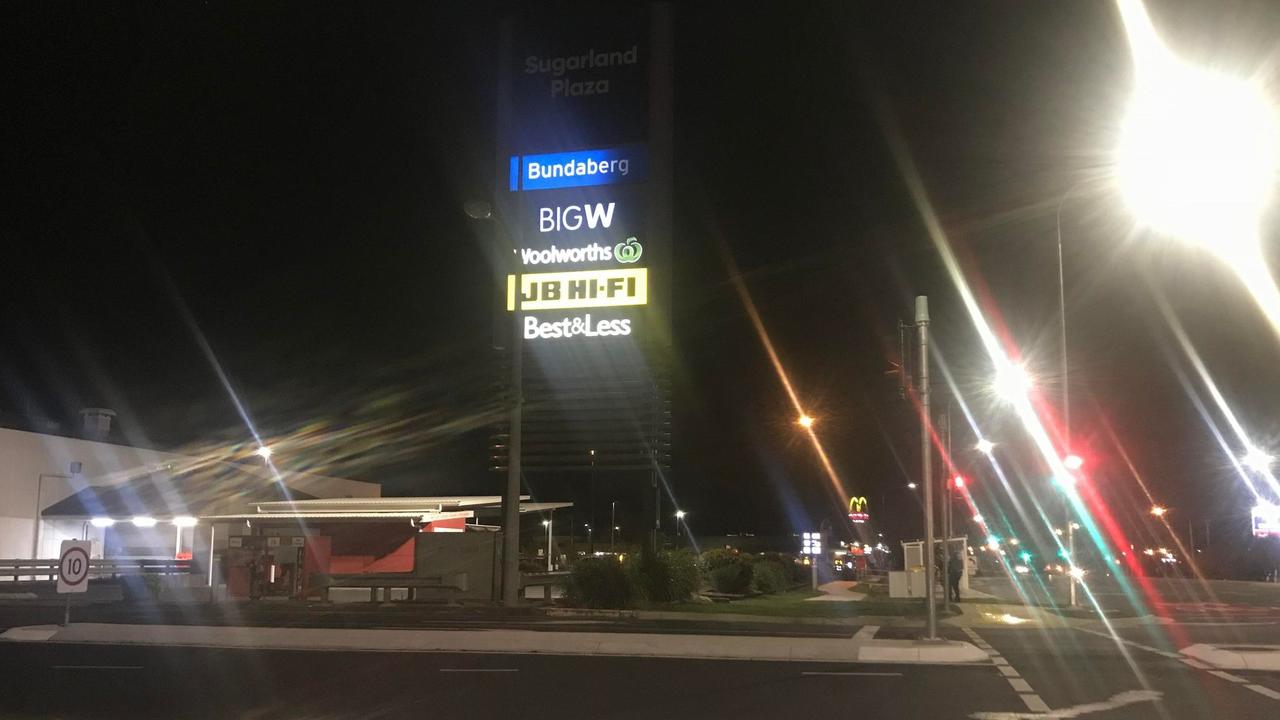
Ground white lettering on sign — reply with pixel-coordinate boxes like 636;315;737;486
527;157;629;182
523;313;632;340
520;244;613;265
524;46;639;98
539;203;616;232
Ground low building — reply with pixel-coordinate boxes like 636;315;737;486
0;426;378;561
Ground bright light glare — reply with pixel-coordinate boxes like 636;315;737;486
797;414;814;429
975;438;996;455
906;482;918;490
1063;454;1084;471
1114;0;1278;253
542;520;550;527
131;516;157;528
952;475;966;489
992;363;1032;403
972;514;984;523
255;445;274;459
1149;505;1167;517
674;510;686;519
172;516;197;528
1243;445;1274;473
90;517;115;528
1014;565;1030;575
1068;566;1086;580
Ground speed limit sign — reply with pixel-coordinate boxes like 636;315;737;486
57;540;91;594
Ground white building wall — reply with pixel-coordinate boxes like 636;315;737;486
0;427;379;560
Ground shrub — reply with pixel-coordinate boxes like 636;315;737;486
750;560;791;594
628;549;700;603
700;548;741;572
707;561;753;594
665;549;701;600
567;557;635;608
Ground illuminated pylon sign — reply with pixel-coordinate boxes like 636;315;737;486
801;532;823;555
1252;504;1280;538
847;496;871;524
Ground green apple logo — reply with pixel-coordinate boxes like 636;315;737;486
615;237;643;264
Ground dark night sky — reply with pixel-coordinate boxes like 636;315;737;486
4;1;1280;555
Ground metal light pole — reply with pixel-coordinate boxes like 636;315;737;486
916;296;938;639
543;514;553;572
1057;189;1079;609
610;501;617;553
942;406;952;612
588;449;596;554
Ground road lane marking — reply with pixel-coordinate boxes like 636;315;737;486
1072;627;1180;659
1019;694;1050;713
853;625;880;641
964;628;1048;714
971;689;1162;719
1245;684;1280;700
803;666;906;671
438;668;518;673
1075;627;1280;703
51;665;143;670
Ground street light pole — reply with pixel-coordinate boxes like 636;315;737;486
916;296;938;640
543;516;553;572
1057;187;1079;609
610;501;617;553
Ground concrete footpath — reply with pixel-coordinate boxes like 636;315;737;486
545;602;1076;629
0;622;988;664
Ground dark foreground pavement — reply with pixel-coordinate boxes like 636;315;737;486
3;624;1279;719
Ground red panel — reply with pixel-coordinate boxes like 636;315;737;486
421;517;467;533
361;536;415;573
329;555;375;574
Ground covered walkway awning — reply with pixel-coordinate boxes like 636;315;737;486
200;496;573;523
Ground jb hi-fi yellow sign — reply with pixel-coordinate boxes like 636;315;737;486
507;268;647;311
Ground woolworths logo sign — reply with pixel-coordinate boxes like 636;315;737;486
614;237;642;263
519;237;644;266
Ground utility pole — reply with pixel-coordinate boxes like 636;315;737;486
502;283;523;607
588;449;596;554
916;296;938;640
941;406;951;612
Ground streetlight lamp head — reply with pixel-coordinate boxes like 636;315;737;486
993;363;1033;404
674;510;686;519
975;438;996;455
1114;0;1279;253
255;445;273;460
542;520;550;527
797;414;815;429
1243;445;1274;473
906;482;918;490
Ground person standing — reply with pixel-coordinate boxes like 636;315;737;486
947;551;963;602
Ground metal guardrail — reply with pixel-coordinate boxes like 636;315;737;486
0;558;191;581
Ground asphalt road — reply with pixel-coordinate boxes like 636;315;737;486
971;573;1280;620
3;624;1279;719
